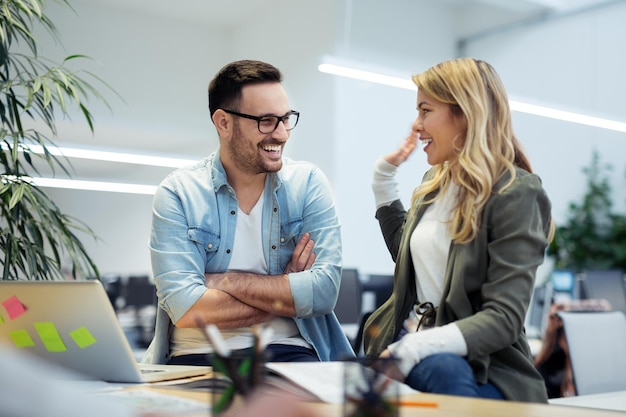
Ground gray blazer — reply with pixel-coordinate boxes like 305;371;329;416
363;167;551;403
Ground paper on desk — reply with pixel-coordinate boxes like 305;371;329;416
264;361;419;404
95;389;209;414
265;361;345;403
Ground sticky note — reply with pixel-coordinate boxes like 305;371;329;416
34;322;67;352
70;326;97;348
0;314;4;323
2;295;27;320
10;329;35;348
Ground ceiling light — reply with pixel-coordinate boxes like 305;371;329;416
318;63;416;90
1;145;193;194
18;144;197;168
507;101;626;132
318;60;626;133
30;177;158;195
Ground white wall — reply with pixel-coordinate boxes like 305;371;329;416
33;0;626;279
46;189;154;277
463;2;626;220
336;1;626;275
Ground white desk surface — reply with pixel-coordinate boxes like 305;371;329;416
549;390;626;413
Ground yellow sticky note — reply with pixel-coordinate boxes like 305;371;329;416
10;329;35;348
34;322;67;352
70;326;97;348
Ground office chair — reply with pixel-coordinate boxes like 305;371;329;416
334;268;363;352
581;269;626;315
351;273;394;356
558;311;626;396
123;275;157;349
334;268;363;325
101;274;123;311
361;274;394;310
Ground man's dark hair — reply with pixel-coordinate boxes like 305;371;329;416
208;60;283;118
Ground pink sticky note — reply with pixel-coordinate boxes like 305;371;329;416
2;295;27;320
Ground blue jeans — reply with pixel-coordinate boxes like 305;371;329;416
403;353;505;400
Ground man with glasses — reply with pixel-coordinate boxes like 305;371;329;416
143;60;354;366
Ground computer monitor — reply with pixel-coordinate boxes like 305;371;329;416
551;269;577;301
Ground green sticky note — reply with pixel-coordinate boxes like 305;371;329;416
0;314;4;323
34;322;67;352
70;326;97;348
10;329;35;348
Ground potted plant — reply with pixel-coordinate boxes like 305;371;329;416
0;0;111;280
547;150;626;272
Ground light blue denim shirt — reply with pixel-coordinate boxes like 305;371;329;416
142;150;354;364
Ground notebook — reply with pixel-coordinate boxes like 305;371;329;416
0;280;210;383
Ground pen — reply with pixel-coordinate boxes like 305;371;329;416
194;316;251;408
391;400;438;408
205;323;231;357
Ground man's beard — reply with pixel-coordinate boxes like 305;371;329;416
229;123;282;175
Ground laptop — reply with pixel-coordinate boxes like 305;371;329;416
0;280;210;383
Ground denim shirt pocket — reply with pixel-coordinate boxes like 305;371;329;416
279;219;303;268
188;227;220;262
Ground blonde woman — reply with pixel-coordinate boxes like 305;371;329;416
364;58;553;403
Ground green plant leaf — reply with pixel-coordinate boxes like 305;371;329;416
1;0;116;280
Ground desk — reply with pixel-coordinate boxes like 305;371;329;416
129;384;626;417
550;390;626;413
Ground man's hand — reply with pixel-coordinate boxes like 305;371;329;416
285;232;316;274
198;232;316;325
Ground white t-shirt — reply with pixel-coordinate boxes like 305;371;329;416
171;191;310;356
409;183;456;306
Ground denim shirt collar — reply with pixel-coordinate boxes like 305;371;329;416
210;149;283;194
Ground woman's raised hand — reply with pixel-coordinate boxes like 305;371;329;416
384;132;419;167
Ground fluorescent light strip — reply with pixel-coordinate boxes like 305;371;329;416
4;144;191;194
507;101;626;132
318;63;626;133
22;144;197;168
318;63;416;90
31;177;158;195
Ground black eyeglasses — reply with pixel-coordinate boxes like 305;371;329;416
222;109;300;134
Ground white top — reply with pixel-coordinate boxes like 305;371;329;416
410;182;456;306
372;157;467;365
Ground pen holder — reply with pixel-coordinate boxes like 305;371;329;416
343;357;399;417
210;348;268;416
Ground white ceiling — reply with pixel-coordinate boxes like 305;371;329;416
83;0;618;30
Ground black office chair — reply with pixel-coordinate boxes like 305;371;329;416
334;268;363;353
123;275;157;349
361;274;394;310
352;273;394;356
581;269;626;315
101;274;123;311
334;268;363;324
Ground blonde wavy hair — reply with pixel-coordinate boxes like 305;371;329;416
411;58;544;244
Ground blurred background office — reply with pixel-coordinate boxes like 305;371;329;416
16;0;626;403
29;0;625;281
30;0;626;280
